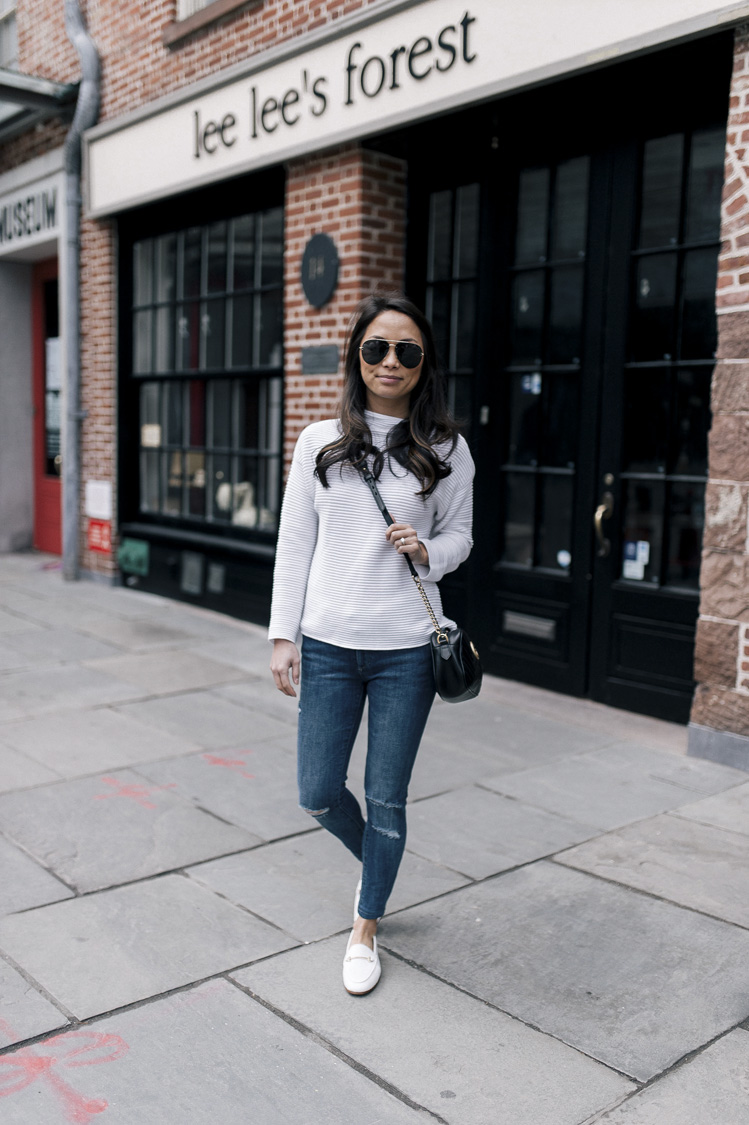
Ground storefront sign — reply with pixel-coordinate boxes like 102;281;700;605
0;172;62;256
84;480;113;520
85;0;745;217
88;519;112;554
301;233;339;308
118;537;150;576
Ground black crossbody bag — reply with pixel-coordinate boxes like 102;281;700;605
357;463;482;704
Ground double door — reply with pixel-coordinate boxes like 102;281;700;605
408;35;731;722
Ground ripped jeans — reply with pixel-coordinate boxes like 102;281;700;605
297;635;435;920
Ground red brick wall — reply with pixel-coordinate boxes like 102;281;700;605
283;144;406;469
691;23;749;736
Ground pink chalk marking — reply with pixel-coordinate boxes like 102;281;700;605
0;1020;128;1124
202;752;255;780
93;777;176;809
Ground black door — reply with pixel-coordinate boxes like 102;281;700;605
404;34;732;723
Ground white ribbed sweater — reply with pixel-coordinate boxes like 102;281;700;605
268;411;475;650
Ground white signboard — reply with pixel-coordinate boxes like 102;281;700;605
0;172;63;257
84;480;113;521
85;0;749;216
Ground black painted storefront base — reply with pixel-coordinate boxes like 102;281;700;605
118;523;274;626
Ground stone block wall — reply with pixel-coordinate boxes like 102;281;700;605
690;22;749;759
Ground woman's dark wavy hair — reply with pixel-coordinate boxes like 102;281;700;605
314;292;459;497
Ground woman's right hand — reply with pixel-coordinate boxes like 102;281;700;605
270;639;301;697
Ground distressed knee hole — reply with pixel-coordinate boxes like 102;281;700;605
367;796;404;811
371;823;401;840
300;805;329;817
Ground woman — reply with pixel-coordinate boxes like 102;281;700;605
268;292;474;995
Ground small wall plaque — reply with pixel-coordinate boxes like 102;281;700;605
301;233;339;308
301;345;340;375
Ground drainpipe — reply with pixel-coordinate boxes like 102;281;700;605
62;0;100;580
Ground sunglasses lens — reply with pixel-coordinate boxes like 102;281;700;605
396;343;423;368
361;340;389;364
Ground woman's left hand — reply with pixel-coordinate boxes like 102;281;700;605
386;520;429;566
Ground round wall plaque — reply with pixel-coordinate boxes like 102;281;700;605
301;233;339;308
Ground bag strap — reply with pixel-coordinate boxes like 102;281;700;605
355;462;448;644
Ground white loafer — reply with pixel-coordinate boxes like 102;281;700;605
342;930;381;995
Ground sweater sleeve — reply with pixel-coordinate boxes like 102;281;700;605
267;430;319;644
417;435;475;585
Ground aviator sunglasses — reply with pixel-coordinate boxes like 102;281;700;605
359;338;424;369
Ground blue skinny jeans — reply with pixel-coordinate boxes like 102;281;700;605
297;635;435;920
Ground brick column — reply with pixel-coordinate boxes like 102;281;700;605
689;23;749;768
283;143;406;471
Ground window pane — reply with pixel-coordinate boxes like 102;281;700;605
537;474;573;570
211;453;232;521
666;481;704;588
621;480;664;584
231;294;252;368
551;157;589;260
672;368;711;476
685;127;725;243
544;374;578;468
680;248;718;360
260;208;283;287
140;450;159;512
163;450;183;514
510;271;545;365
177;302;200;370
163;382;183;445
183;228;202;298
133;240;153;305
187;450;206;516
631;254;677;361
140;381;159;426
428;190;452;281
155;234;177;302
210;380;232;447
455;183;480;277
232;214;256;291
453;281;476;369
507;373;541;465
259;457;281;530
515;168;549;264
502;473;535;566
639;134;684;249
258;289;283;366
202;299;225;369
206;221;227;293
548;265;583;364
188;380;206;446
133;309;152;374
261;376;283;455
238;381;259;449
233;456;259;527
427;283;450;366
622;371;669;473
154;305;175;373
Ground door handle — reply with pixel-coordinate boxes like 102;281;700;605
594;491;614;558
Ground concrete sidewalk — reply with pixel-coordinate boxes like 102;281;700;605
0;551;748;1124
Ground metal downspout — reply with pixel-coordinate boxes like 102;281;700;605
62;0;100;580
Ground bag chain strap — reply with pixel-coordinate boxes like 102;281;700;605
357;462;449;646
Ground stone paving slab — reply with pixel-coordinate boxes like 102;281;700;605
116;689;290;749
0;743;60;792
405;786;599;878
383;862;749;1081
0;769;259;892
0;979;427;1125
0;665;140;722
138;743;309;841
595;1029;749;1124
0;959;68;1048
188;828;469;943
185;635;278;677
673;779;749;836
82;650;245;694
0;707;202;778
235;941;635;1125
73;615;197;650
483;742;745;831
0;836;73;916
0;875;297;1019
3;627;121;665
0;587;116;632
213;679;301;726
0;608;44;635
556;813;749;929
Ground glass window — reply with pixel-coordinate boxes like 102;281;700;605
685;127;725;243
631;254;677;361
502;474;535;566
551;157;589;260
515;168;549;264
428;191;453;281
621;480;665;584
680;247;718;360
537;474;573;570
508;373;541;465
639;134;684;248
548;265;584;364
510;271;545;365
666;481;704;587
622;371;669;473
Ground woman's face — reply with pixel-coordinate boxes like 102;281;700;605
358;310;424;418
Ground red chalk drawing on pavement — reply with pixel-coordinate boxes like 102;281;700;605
0;1020;128;1124
93;777;176;809
202;752;255;779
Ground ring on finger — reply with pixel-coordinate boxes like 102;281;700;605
399;537;406;546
